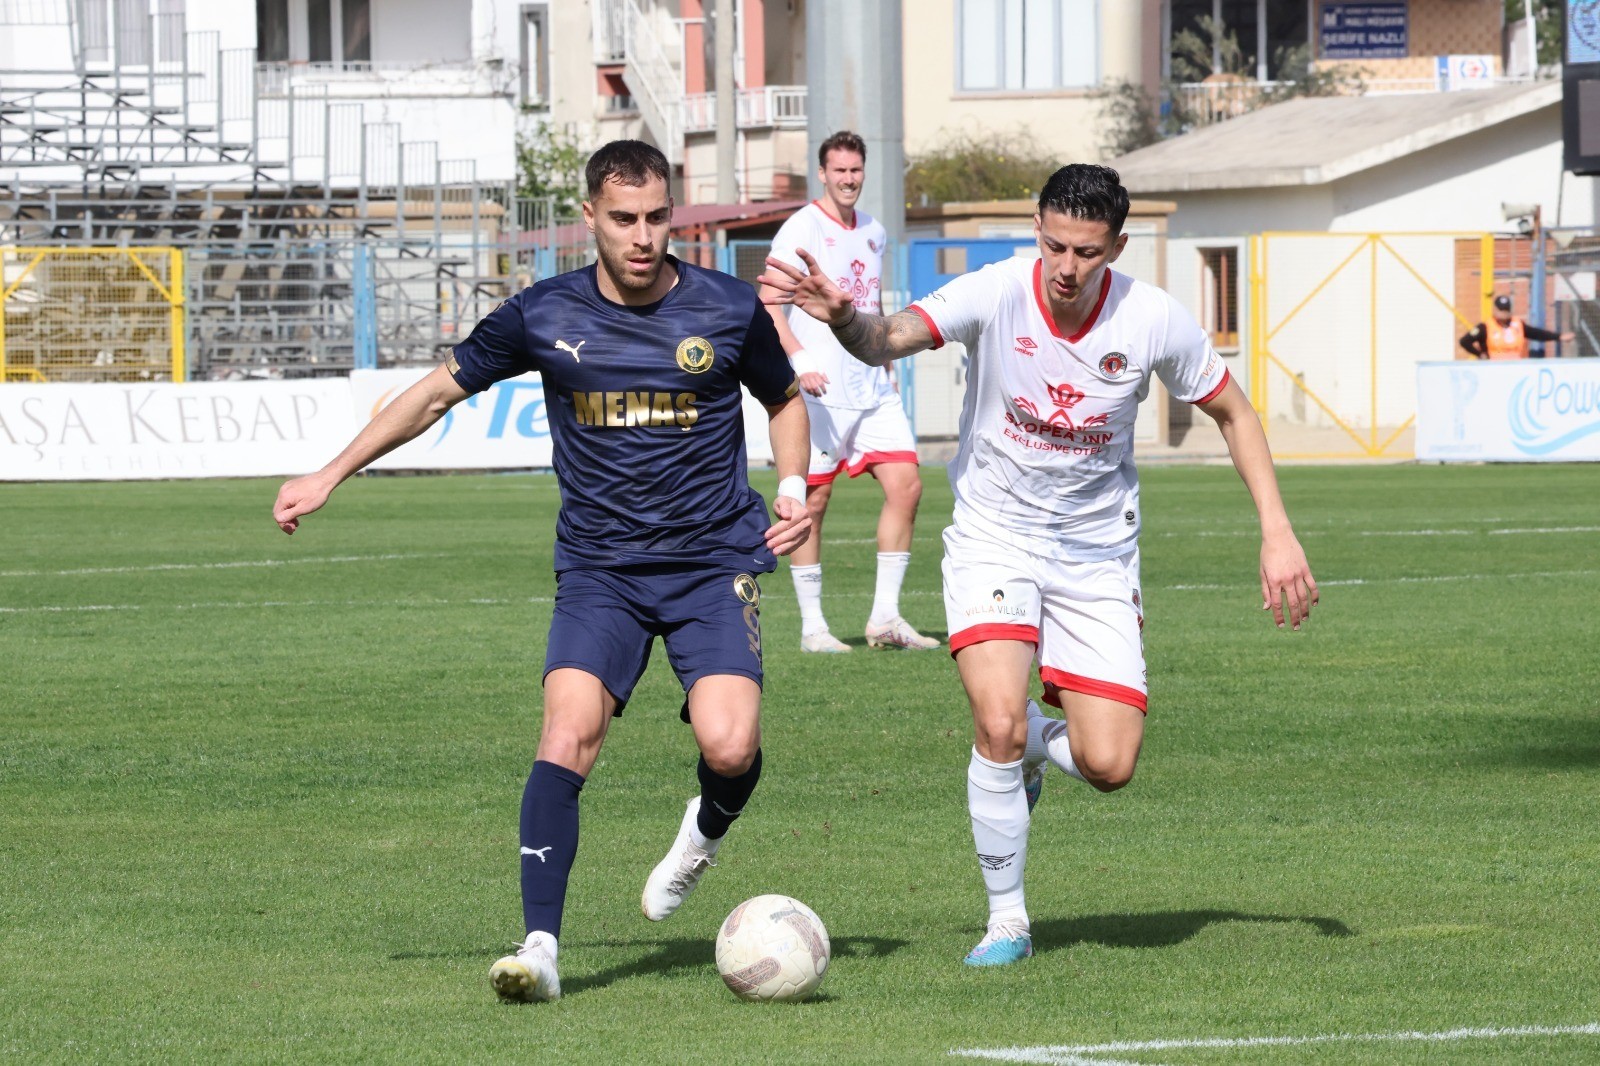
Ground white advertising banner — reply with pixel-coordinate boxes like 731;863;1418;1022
350;368;555;471
0;379;358;481
1416;360;1600;462
1;371;782;480
349;368;776;471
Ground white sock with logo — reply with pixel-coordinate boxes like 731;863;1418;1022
791;563;828;636
1025;701;1086;782
869;551;911;626
967;748;1029;928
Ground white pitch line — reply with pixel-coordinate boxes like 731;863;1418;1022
0;552;447;579
952;1021;1600;1066
0;596;556;615
1167;567;1600;592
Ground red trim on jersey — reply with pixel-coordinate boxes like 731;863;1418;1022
908;304;945;349
1039;667;1148;714
949;623;1040;656
1189;368;1232;406
812;199;856;230
1032;260;1111;342
846;450;919;478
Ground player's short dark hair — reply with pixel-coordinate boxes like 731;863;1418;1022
585;139;671;198
818;130;867;168
1038;164;1130;236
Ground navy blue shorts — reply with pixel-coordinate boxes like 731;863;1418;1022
544;565;764;714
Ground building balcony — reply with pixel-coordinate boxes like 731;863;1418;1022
682;85;807;134
256;60;505;100
1170;70;1546;130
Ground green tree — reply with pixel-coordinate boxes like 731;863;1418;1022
904;129;1061;206
516;122;585;213
1503;0;1561;66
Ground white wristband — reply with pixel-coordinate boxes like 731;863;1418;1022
789;348;820;376
777;475;808;504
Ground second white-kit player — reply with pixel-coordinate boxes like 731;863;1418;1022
760;130;939;654
762;164;1317;967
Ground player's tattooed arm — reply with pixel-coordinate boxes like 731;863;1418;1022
828;307;934;367
758;249;934;365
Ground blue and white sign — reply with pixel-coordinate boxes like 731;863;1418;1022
1417;361;1600;462
1569;0;1600;64
1321;2;1409;60
1436;54;1495;91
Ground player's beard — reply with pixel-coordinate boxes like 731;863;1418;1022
598;240;667;295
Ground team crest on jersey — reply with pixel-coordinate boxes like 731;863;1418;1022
733;573;760;606
1100;352;1128;378
867;238;881;253
676;336;714;374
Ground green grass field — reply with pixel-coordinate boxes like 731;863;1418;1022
3;464;1599;1064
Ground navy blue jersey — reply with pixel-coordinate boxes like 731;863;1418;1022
447;257;798;570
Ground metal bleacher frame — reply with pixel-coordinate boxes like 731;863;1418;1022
0;0;514;380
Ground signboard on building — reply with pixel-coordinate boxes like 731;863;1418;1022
1436;54;1495;91
1320;2;1409;60
1566;1;1600;174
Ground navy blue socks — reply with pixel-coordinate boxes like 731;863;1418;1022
695;748;762;841
520;760;585;937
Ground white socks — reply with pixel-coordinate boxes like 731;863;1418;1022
791;563;827;636
869;551;910;626
1025;700;1086;782
967;748;1029;928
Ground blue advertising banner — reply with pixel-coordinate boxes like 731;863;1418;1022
1320;2;1409;60
1570;0;1600;64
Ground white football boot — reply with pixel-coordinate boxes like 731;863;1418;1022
641;797;717;921
489;931;560;1002
800;629;852;653
865;615;941;650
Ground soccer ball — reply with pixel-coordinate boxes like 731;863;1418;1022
715;894;830;1002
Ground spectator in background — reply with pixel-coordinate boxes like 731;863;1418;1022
1459;295;1573;359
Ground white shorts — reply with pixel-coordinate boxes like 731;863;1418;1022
941;525;1148;713
805;393;919;486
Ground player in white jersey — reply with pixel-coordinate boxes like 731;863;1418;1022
761;164;1317;967
759;131;939;655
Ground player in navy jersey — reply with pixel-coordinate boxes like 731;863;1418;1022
271;140;812;1003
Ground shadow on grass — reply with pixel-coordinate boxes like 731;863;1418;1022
559;933;908;996
395;935;909;998
1484;714;1600;770
1032;910;1352;953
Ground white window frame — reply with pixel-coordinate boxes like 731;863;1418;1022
956;0;1100;93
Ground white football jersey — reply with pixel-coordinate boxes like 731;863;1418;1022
769;202;896;410
911;258;1229;561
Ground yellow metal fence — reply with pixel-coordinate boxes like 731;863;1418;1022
1248;231;1491;459
1;247;186;383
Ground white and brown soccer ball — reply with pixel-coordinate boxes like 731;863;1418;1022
715;894;830;1002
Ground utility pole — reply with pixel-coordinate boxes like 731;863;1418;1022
715;0;737;202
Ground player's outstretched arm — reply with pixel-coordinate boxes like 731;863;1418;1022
272;363;470;534
1195;377;1318;630
761;392;813;557
759;250;934;367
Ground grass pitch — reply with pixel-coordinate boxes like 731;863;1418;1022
2;464;1599;1064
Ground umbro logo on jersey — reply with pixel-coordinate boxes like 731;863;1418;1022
1100;352;1128;377
825;237;837;248
556;339;586;363
1014;337;1037;357
521;846;552;862
978;852;1015;871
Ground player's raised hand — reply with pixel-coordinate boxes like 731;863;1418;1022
760;250;854;327
273;474;334;535
1260;532;1317;630
765;494;812;557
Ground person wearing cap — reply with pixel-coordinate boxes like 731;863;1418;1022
1459;295;1573;359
